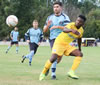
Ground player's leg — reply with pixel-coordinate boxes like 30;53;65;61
21;42;32;63
68;49;83;79
28;43;38;66
39;54;58;81
28;50;34;66
39;42;64;81
49;39;58;79
6;42;13;53
15;42;19;54
57;56;63;64
21;43;38;66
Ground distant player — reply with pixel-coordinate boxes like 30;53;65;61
21;20;43;66
6;27;19;54
43;1;70;79
39;15;86;80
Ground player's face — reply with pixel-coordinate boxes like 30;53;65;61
33;21;38;29
14;27;18;31
75;17;84;28
53;4;62;15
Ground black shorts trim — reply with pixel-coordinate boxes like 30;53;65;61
11;41;18;45
29;42;38;54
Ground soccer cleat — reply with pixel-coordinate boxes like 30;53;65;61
67;70;79;79
45;69;50;76
29;62;31;66
16;51;18;54
39;73;45;81
51;75;56;80
6;51;8;54
21;55;26;63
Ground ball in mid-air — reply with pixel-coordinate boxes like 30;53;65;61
6;15;18;27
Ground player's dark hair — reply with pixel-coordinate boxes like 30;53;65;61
53;1;63;7
33;19;38;22
78;15;87;22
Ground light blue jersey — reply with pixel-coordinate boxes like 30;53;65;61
45;13;70;40
11;30;19;42
25;27;43;45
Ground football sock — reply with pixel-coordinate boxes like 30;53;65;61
51;60;57;76
42;60;52;74
6;46;11;52
7;46;11;51
25;51;34;59
29;51;34;63
71;57;82;71
16;47;19;53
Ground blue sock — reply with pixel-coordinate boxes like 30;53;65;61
29;51;34;63
16;47;19;53
51;60;57;76
25;51;34;63
6;46;11;52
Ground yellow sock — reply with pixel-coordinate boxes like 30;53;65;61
42;60;52;74
71;57;82;71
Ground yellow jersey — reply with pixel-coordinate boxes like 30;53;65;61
55;22;84;44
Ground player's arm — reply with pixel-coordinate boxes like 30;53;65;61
43;20;52;32
77;38;82;51
38;30;44;45
25;30;30;43
63;27;80;36
43;26;49;32
50;26;64;30
10;32;13;40
17;36;19;41
17;32;19;41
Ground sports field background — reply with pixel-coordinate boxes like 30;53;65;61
0;45;100;85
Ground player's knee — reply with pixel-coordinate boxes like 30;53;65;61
74;50;83;57
57;56;62;64
50;54;57;63
78;52;83;57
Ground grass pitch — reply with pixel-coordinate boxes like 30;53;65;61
0;45;100;85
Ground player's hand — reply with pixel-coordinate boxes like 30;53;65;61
47;20;52;27
71;29;80;36
11;37;13;40
50;26;58;30
38;42;41;46
26;40;30;43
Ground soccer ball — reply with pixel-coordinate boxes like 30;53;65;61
6;15;18;27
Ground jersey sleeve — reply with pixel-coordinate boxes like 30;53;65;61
39;29;44;42
25;29;30;40
65;23;72;29
18;32;19;37
10;31;13;36
79;28;84;38
62;14;70;26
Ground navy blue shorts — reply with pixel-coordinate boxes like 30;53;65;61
49;39;55;48
11;41;18;45
29;42;38;54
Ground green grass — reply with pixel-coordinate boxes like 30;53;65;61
0;45;100;85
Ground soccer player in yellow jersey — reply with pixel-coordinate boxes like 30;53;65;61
39;15;86;80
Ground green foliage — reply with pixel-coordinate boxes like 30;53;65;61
84;9;100;38
80;1;97;15
0;0;100;39
0;0;52;40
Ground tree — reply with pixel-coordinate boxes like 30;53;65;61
84;9;100;38
0;0;52;40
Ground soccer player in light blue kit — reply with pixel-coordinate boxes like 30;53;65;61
43;1;70;79
21;20;43;66
6;27;19;54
